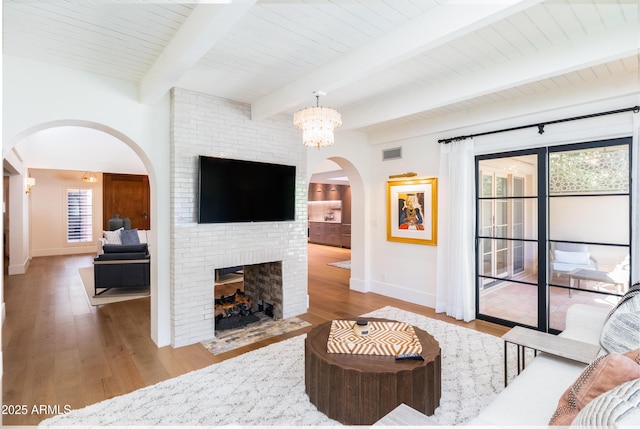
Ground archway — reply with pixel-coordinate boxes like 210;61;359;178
308;156;368;293
2;120;162;343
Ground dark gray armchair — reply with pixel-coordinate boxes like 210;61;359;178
93;243;150;295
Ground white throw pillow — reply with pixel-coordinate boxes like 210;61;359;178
554;250;591;265
103;228;123;245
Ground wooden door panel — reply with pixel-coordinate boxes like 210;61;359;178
103;173;150;230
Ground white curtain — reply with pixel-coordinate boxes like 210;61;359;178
435;138;476;321
632;113;639;284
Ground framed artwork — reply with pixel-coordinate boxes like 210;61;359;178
386;177;437;245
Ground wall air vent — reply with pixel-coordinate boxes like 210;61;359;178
382;147;402;161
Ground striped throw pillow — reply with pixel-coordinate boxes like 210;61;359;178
600;283;640;354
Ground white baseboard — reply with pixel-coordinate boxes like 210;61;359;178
32;247;97;257
349;277;369;293
369;280;435;308
8;256;30;275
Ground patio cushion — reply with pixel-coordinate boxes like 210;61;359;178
554;250;591;265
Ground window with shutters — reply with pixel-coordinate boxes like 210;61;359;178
67;188;93;243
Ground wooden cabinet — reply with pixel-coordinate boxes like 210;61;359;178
308;183;351;248
341;224;351;249
326;223;342;246
309;222;342;246
309;222;325;243
341;186;351;224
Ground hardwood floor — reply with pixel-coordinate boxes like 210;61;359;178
2;244;507;426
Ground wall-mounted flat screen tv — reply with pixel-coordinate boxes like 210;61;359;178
198;156;296;223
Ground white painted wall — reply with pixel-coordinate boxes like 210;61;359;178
358;94;638;315
29;169;103;257
3;150;32;276
7;175;30;275
369;137;441;306
2;56;172;347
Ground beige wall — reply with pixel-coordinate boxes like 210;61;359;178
29;169;103;257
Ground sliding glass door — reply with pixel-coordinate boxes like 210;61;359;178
476;150;543;328
476;138;632;332
547;139;632;331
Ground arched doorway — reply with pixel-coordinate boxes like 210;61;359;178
2;120;161;341
308;156;368;293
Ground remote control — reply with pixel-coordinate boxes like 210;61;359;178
395;353;424;361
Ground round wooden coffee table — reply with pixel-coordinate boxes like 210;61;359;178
304;318;441;425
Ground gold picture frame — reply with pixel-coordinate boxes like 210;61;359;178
386;177;437;245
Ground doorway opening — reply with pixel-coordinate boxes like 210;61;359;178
308;159;352;278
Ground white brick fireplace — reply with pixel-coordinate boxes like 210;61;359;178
170;88;308;347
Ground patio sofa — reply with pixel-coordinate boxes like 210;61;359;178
377;287;640;426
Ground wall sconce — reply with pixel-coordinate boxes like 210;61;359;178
25;177;36;194
388;172;418;179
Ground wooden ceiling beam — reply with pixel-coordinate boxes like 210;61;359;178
140;1;255;105
343;21;639;131
250;0;543;122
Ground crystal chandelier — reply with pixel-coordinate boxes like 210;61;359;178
293;91;342;149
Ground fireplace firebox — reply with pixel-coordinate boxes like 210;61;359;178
214;261;283;331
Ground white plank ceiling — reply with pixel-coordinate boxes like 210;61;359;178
3;0;639;148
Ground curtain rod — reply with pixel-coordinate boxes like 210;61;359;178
438;105;640;144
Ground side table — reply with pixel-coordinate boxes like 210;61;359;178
502;326;600;386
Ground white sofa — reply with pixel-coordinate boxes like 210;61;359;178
466;304;610;425
377;303;637;426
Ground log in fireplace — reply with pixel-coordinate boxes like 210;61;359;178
214;289;260;331
214;288;251;318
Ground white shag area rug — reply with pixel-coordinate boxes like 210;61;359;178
41;306;519;426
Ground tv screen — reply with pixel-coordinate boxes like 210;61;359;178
198;156;296;223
